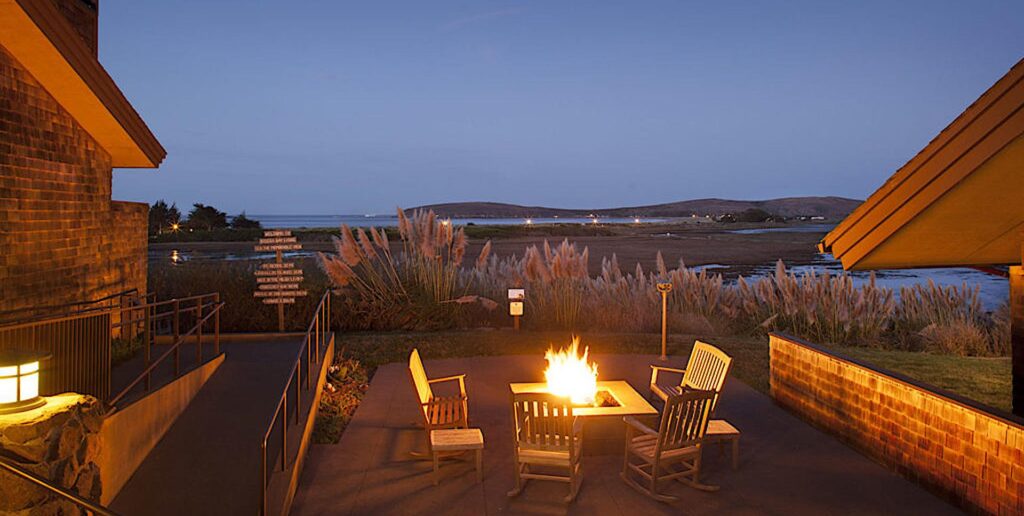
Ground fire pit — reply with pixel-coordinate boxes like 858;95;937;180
509;380;654;418
509;337;657;454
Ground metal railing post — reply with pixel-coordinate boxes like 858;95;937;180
173;299;180;376
195;297;204;364
260;442;267;516
296;364;302;423
214;293;221;356
144;302;152;391
281;399;288;472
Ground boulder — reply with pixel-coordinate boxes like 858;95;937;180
0;393;104;514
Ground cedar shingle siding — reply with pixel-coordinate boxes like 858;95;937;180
770;334;1024;514
0;45;146;317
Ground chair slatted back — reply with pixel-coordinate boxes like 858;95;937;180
657;390;716;453
682;341;733;412
511;393;576;453
409;349;433;410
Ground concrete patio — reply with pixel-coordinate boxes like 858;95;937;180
292;353;962;515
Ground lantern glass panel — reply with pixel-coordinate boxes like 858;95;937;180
20;373;38;400
0;377;16;404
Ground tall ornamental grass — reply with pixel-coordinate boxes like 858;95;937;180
735;261;895;346
163;205;1003;354
318;209;496;330
896;281;1008;356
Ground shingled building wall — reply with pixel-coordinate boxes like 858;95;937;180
0;44;146;318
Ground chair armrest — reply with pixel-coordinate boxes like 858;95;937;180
623;416;659;437
649;365;686;386
428;374;467;397
428;374;466;383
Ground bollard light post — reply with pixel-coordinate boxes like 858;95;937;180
508;288;525;331
656;282;673;361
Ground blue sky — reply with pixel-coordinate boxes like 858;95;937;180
102;1;1024;215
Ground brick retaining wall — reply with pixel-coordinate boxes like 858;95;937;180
0;44;145;317
769;332;1024;514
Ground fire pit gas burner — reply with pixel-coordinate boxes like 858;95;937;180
544;336;619;407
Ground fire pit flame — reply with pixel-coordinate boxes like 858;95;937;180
544;336;598;405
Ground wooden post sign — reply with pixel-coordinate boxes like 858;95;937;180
254;230;307;331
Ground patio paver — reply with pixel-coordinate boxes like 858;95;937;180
291;353;962;515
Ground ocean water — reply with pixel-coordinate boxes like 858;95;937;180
247;214;666;228
729;223;836;234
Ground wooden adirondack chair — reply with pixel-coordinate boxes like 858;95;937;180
649;341;741;469
507;393;583;503
408;349;469;457
621;389;718;502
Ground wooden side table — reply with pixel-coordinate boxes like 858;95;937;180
430;428;484;485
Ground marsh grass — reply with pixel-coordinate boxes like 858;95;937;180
155;210;1007;357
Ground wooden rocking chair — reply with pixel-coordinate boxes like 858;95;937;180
621;389;718;502
507;393;583;503
649;340;732;408
408;349;468;457
650;341;741;469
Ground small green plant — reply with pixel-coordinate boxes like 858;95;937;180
111;334;146;366
313;355;369;444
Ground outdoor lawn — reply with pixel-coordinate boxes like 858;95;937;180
317;329;1012;442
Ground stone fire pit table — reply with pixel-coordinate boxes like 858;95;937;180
509;380;658;455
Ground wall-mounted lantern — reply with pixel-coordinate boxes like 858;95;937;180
508;288;525;330
0;349;49;414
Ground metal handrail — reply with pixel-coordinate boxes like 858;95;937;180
0;455;119;516
112;300;219;329
259;291;331;516
0;288;141;325
108;295;224;410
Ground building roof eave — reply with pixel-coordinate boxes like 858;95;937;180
0;0;166;168
821;58;1024;271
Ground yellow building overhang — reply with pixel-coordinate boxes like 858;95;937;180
0;0;165;168
820;58;1024;270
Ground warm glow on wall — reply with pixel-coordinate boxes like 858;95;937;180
0;350;48;414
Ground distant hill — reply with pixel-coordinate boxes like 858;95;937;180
411;196;861;220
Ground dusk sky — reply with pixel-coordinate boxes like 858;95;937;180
103;1;1024;215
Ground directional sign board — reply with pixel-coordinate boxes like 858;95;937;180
253;230;308;330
